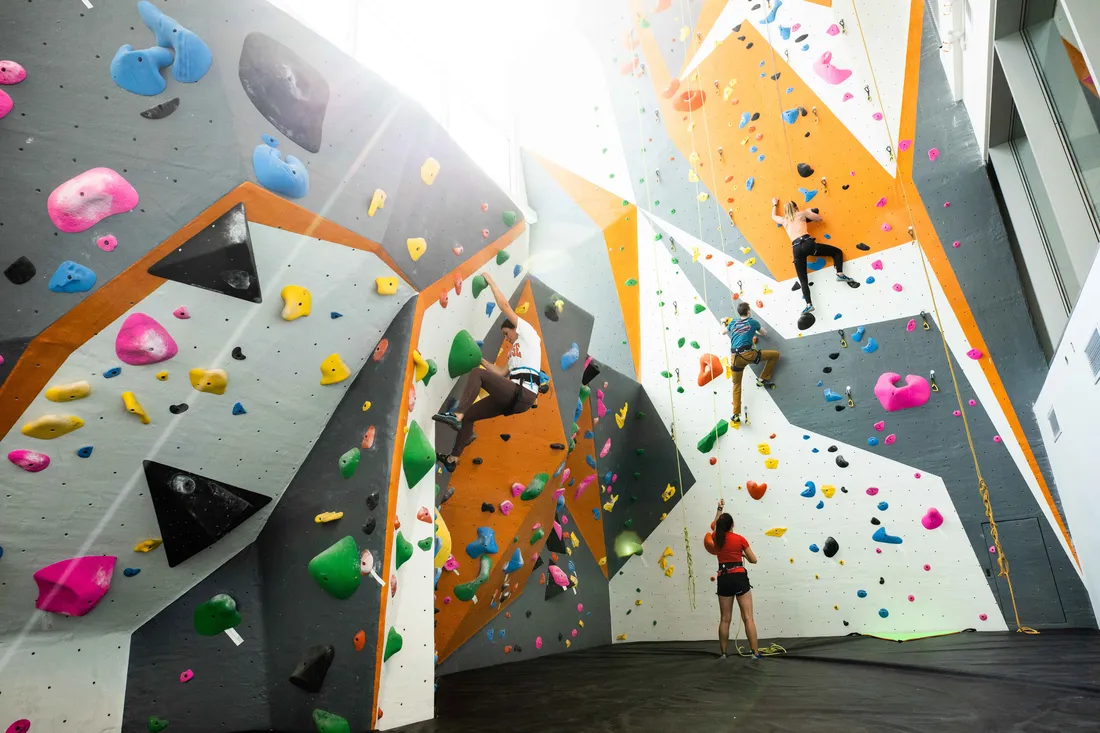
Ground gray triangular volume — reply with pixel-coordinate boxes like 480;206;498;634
148;202;263;303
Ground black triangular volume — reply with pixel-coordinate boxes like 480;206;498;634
545;516;568;553
532;555;545;572
545;558;566;600
143;459;271;567
148;202;263;303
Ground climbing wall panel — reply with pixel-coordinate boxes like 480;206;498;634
561;398;610;578
529;277;596;442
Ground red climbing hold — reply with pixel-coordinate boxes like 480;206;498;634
372;339;389;362
746;481;767;501
673;89;705;112
661;78;680;99
697;354;723;386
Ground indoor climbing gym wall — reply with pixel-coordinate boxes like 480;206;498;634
0;0;525;731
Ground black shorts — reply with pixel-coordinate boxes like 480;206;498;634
717;571;752;597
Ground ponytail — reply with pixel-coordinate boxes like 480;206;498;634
714;513;734;548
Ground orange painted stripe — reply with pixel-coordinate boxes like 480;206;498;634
530;154;643;379
893;2;1077;561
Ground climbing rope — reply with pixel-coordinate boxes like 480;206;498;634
732;613;787;657
848;0;1037;634
761;1;799;176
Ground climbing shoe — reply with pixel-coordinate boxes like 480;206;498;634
836;273;855;283
730;415;741;425
432;412;462;431
436;453;457;473
801;304;815;314
756;378;775;389
752;651;763;660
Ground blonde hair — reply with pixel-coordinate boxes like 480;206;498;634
783;201;799;221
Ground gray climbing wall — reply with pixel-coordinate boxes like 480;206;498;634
529;277;596;442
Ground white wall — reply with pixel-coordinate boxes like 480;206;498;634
1034;250;1100;618
935;0;995;156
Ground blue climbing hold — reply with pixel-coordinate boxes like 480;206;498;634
781;108;800;124
0;545;4;560
592;507;600;520
759;0;783;23
486;302;495;317
466;527;498;559
513;264;522;277
556;495;565;510
877;501;889;511
811;448;819;453
750;146;758;153
802;43;810;51
867;437;879;447
857;589;868;598
861;337;879;354
123;567;141;577
823;233;832;239
817;380;823;387
746;177;755;191
758;155;766;162
584;430;594;439
476;340;485;348
103;367;122;379
801;481;816;498
561;342;580;370
110;45;173;96
739;112;751;129
137;0;213;83
816;500;824;509
852;326;865;343
833;313;843;320
866;276;876;284
232;402;247;415
487;628;494;642
252;136;309;198
77;446;94;458
799;188;818;203
872;527;903;544
809;544;819;553
803;434;810;440
824;388;843;402
786;86;794;94
49;261;97;293
586;455;597;469
879;608;890;618
499;629;505;640
503;548;524;573
330;312;343;319
779;25;791;40
604;470;613;484
807;257;825;271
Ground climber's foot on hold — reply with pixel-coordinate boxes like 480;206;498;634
730;414;741;425
756;378;775;390
432;412;462;431
802;303;815;314
836;272;855;283
436;453;457;473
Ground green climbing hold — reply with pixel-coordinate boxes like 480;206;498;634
471;275;489;299
496;249;511;265
676;386;685;394
571;422;579;436
671;258;679;264
521;473;549;501
625;278;638;286
417;537;433;551
383;626;403;661
395;531;413;570
502;211;518;227
448;330;482;377
614;530;644;558
312;709;351;733
690;341;700;349
339;447;360;479
637;411;646;418
654;233;662;241
455;555;492;601
639;17;651;28
308;536;361;600
422;358;438;386
148;716;170;732
403;420;435;487
633;472;641;479
602;148;608;153
568;437;576;452
660;370;671;378
579;384;591;401
697;419;730;453
622;199;629;206
609;173;615;179
670;208;677;214
623;519;633;529
193;594;242;636
530;527;545;544
694;304;706;314
677;337;685;348
636;448;645;455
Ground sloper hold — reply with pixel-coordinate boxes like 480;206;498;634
115;313;178;365
281;284;312;320
402;420;435;487
239;32;328;153
194;593;242;635
143;460;271;567
308;536;361;599
189;368;228;395
137;1;213;83
110;44;173;96
319;353;351;385
289;644;335;693
48;168;139;233
471;275;488;299
521;473;549;501
148;202;262;303
33;555;116;616
383;626;403;661
447;330;482;377
8;449;50;472
339;447;360;478
312;709;352;733
465;527;498;558
21;414;84;440
48;261;96;293
254;136;310;198
46;380;91;402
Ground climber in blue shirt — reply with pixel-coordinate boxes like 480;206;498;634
723;302;780;423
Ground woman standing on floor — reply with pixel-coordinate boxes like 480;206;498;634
704;499;761;659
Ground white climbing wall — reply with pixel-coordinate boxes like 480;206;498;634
375;231;529;730
0;220;413;730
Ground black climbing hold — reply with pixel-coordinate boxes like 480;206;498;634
810;208;820;214
823;367;832;374
799;108;808;117
514;645;522;653
751;112;760;121
856;243;870;251
823;537;839;557
558;632;564;642
582;359;602;386
795;34;809;43
797;312;816;330
871;517;880;525
231;346;246;361
733;23;742;31
796;163;814;178
362;517;377;534
804;132;811;138
879;577;885;585
289;644;335;693
746;42;754;49
525;610;532;618
532;555;545;571
239;33;329;153
148;203;263;304
835;405;845;412
4;256;36;285
550;443;565;450
169;403;189;414
827;445;838;453
143;459;271;567
366;492;380;510
828;353;840;360
792;282;801;291
836;456;849;468
843;620;849;626
843;185;851;191
481;502;496;513
770;73;781;81
840;487;848;493
472;457;483;465
543;304;560;322
500;434;511;442
438;485;455;505
140;97;180;120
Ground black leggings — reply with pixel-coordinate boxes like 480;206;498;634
792;235;845;304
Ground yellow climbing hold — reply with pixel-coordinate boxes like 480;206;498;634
368;188;386;217
411;350;429;382
565;639;572;648
603;494;619;512
765;458;779;469
315;511;344;523
658;547;674;570
570;533;580;548
376;277;399;295
688;169;700;183
822;484;836;498
765;527;787;537
421;157;440;185
133;538;163;553
697;192;709;202
156;371;169;381
407;237;427;262
515;301;530;315
362;401;372;412
723;86;734;101
599;557;608;567
745;257;757;266
689;151;700;166
122;391;151;425
757;443;771;455
189;368;228;395
320;353;351;385
616;633;627;641
280;285;312;321
45;381;91;402
680;25;690;41
615;403;628;429
664;564;675;578
763;285;773;295
635;599;643;606
691;247;700;263
661;483;676;502
740;247;752;254
578;619;584;627
21;414;84;440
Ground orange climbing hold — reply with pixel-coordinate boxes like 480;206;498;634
372;339;388;362
673;89;705;112
746;481;767;501
354;630;366;651
697;354;723;386
361;426;376;449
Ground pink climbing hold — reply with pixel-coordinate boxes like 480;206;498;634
871;260;883;270
115;313;178;366
884;434;896;445
443;596;451;604
953;410;961;417
47;168;139;233
873;421;885;431
481;229;489;239
914;472;922;478
876;548;882;554
876;197;887;208
906;319;916;332
553;521;563;540
872;112;883;121
5;721;31;733
928;148;940;162
898;140;912;152
924;564;931;571
33;555;116;616
596;389;607;418
908;595;915;602
96;234;118;252
0;61;27;84
173;306;190;319
921;508;944;530
792;23;801;31
993;435;1002;443
966;348;983;360
979;613;988;621
968;399;977;406
548;565;569;588
444;556;459;571
882;223;892;232
511;483;524;498
826;23;840;36
536;636;543;649
561;468;571;484
499;500;513;516
571;629;578;638
577;603;584;612
892;283;903;292
0;89;12;120
180;669;194;683
866;487;879;496
600;438;611;458
842;92;853;102
575;474;596;500
953;240;961;248
874;372;931;411
8;449;50;473
989;546;996;553
944;202;951;208
553;487;565;501
813;52;852;85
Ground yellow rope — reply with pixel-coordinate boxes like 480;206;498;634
850;0;1036;634
731;613;787;657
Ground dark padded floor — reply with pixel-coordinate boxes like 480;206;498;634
397;630;1100;732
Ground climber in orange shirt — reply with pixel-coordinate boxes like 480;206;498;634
704;499;761;659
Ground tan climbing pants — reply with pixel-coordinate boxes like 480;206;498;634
731;349;779;415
